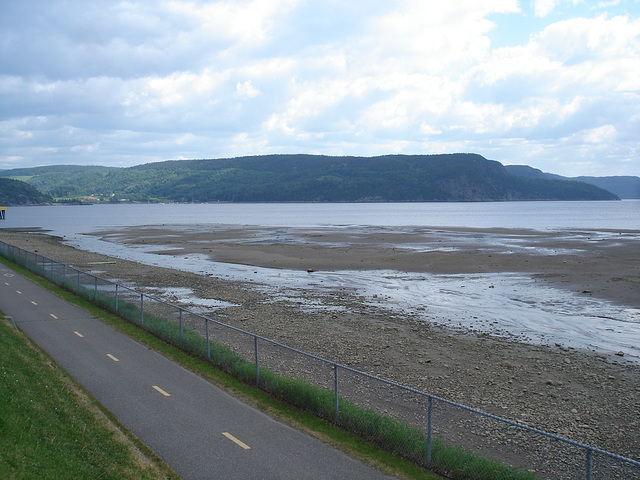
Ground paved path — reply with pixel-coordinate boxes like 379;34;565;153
0;263;396;480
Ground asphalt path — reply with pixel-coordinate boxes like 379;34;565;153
0;263;396;480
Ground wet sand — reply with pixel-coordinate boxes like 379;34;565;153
95;224;640;308
1;227;639;464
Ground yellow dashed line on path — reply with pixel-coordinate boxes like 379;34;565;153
222;432;251;450
50;314;58;319
73;331;84;338
152;385;171;397
106;354;119;362
30;301;37;305
16;290;21;294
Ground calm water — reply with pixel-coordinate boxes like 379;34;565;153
1;200;639;234
2;201;639;363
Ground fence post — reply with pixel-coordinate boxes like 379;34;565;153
94;276;98;302
334;364;339;423
77;270;80;295
179;308;183;347
426;396;433;467
254;336;259;385
140;293;144;326
115;284;119;312
206;319;210;360
62;264;66;287
586;448;593;480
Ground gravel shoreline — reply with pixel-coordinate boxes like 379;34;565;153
1;229;638;468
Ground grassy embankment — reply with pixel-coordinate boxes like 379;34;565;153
0;313;178;479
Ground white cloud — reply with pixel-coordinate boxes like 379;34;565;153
595;0;621;8
143;69;228;107
236;80;260;98
420;123;443;136
365;0;519;75
0;0;638;176
70;143;99;153
534;0;560;17
533;0;583;18
166;0;300;47
0;156;25;166
568;124;618;144
535;15;640;61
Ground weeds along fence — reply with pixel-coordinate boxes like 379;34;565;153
1;239;638;480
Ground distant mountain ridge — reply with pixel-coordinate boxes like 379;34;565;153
0;154;622;203
505;165;640;199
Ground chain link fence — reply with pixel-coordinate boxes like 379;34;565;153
1;240;638;480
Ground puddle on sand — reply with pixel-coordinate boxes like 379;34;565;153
141;286;238;314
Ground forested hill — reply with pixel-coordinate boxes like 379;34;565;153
1;154;619;203
0;178;53;205
505;165;640;199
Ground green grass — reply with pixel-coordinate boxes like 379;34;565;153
0;316;178;480
0;250;539;480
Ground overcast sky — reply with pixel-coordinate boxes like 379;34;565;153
1;0;639;177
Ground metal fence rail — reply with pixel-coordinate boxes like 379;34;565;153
1;239;638;480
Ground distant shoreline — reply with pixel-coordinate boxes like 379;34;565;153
3;196;632;207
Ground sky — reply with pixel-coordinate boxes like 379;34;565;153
1;0;639;177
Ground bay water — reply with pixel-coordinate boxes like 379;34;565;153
2;200;639;232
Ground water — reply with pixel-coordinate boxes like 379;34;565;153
2;201;639;363
2;200;639;232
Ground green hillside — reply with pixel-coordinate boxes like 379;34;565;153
0;165;117;199
0;178;53;205
1;154;619;203
505;165;640;199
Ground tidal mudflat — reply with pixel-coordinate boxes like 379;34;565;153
87;224;640;363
